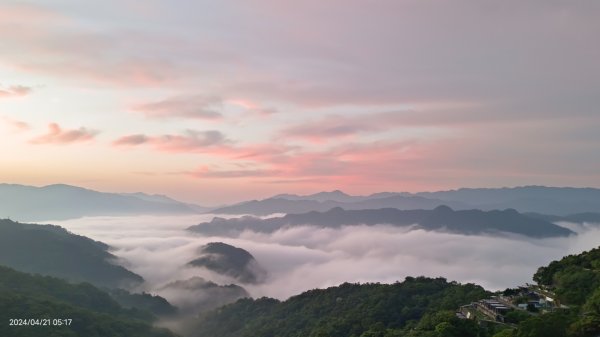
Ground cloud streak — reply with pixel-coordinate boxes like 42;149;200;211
30;123;98;144
132;95;223;120
1;116;31;131
113;130;229;152
185;166;280;179
0;84;33;98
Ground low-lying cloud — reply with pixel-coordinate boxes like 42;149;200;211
51;215;600;304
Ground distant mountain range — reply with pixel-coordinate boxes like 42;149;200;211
209;194;469;215
189;206;574;238
211;186;600;216
2;183;600;222
0;183;206;221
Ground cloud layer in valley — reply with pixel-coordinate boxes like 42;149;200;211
51;215;600;303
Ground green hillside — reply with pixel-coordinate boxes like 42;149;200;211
192;277;489;337
0;266;177;337
0;219;143;288
534;247;600;306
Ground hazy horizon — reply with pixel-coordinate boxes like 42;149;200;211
4;181;600;206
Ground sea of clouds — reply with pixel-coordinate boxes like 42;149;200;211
52;215;600;302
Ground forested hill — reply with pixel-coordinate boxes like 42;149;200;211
494;247;600;337
0;266;176;337
0;219;143;288
187;242;267;284
190;244;600;337
534;247;600;306
191;277;489;337
189;206;574;238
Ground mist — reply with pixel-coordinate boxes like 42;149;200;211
48;215;600;304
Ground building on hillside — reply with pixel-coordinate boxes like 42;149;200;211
474;299;511;322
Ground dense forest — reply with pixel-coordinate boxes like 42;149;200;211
191;277;490;337
534;247;600;306
0;266;176;337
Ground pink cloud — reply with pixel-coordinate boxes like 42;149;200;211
176;137;425;189
113;134;149;146
1;116;31;131
30;123;98;144
282;115;368;143
0;85;33;98
112;126;428;189
228;99;278;117
132;95;222;119
113;130;298;164
279;106;510;143
0;3;62;24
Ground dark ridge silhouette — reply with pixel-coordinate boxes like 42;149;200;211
211;186;600;216
0;218;143;288
108;288;178;317
159;276;249;314
414;186;600;215
189;206;574;238
187;242;267;284
524;212;600;224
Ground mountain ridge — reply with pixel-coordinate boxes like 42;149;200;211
0;183;206;221
0;218;144;288
189;206;575;238
210;186;600;216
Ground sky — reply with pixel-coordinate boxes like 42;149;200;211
1;0;599;205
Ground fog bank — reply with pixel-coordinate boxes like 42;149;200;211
52;215;600;301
